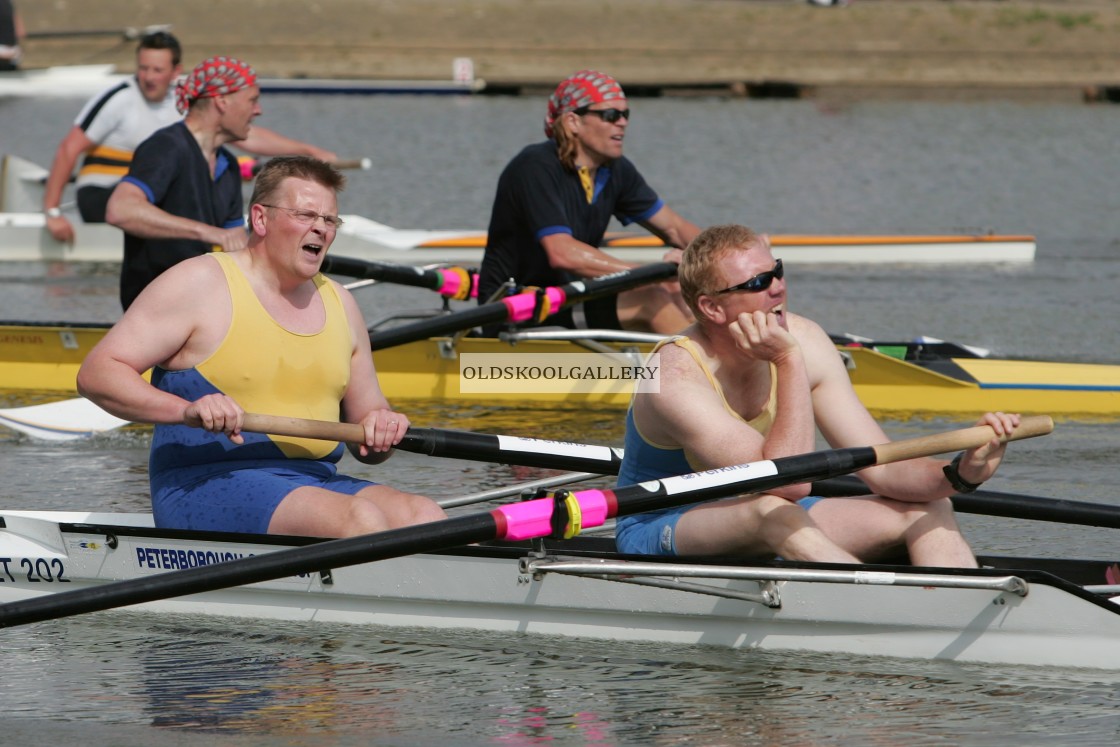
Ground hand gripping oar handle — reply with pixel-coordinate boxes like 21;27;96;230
239;414;624;474
0;417;1052;628
871;415;1053;463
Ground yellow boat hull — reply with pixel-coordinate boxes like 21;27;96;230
2;324;1118;420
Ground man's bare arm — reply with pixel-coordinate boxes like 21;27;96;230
42;126;95;243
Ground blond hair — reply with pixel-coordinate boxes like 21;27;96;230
552;120;580;172
679;224;767;317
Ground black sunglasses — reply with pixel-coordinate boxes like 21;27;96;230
715;259;784;294
574;105;631;124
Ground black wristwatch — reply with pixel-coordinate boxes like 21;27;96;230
943;452;983;494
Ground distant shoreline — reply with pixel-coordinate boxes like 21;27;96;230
15;1;1120;103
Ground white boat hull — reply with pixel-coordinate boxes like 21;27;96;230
0;65;480;98
1;510;1117;669
0;210;1039;266
0;154;1037;266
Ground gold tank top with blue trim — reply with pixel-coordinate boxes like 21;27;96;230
149;253;353;476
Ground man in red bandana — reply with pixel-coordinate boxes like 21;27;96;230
479;70;700;334
42;31;336;245
107;56;264;310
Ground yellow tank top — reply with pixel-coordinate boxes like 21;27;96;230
656;335;777;435
198;253;353;458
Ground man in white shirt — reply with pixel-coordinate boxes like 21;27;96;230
42;30;336;244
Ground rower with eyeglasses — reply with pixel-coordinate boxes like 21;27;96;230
614;224;1024;569
258;204;345;230
479;69;702;335
80;155;447;539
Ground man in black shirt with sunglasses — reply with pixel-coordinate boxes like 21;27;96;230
479;70;699;333
615;224;1023;567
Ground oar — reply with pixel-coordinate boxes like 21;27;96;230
332;158;373;171
367;262;679;350
240;413;623;474
813;475;1120;530
390;419;1113;532
0;416;1053;628
0;398;129;441
254;414;1112;530
25;24;172;40
321;254;477;300
240;157;372;180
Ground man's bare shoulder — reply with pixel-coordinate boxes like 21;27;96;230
642;336;721;407
655;336;706;380
137;254;225;309
786;311;829;343
168;252;225;285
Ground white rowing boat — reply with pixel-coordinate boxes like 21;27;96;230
0;64;483;98
1;508;1117;669
0;154;1037;265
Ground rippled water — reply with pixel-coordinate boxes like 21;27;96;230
1;93;1119;744
6;613;1120;747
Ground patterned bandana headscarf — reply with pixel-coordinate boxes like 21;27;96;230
175;56;258;114
544;70;625;138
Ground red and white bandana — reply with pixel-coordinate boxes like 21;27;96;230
175;56;258;114
544;70;625;137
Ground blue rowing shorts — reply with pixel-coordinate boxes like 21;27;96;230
152;459;378;534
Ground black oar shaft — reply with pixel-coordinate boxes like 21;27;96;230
608;447;878;518
320;255;475;300
0;514;499;629
813;475;1120;529
322;255;441;290
952;492;1120;529
368;262;678;350
239;414;624;474
401;428;622;474
371;304;508;349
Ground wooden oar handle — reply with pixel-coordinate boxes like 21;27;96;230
873;414;1053;465
332;158;372;171
242;413;364;442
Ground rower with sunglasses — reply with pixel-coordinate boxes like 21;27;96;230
615;224;1023;568
479;70;700;334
